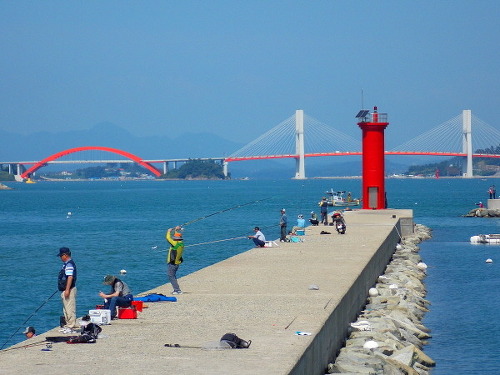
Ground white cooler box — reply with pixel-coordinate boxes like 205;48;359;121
89;309;111;325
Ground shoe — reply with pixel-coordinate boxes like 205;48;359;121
172;290;183;295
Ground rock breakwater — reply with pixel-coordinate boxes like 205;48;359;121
464;207;500;217
327;224;435;374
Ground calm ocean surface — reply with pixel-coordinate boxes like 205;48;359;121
1;178;499;373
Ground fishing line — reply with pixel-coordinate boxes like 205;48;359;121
180;196;274;228
0;289;59;350
156;224;280;250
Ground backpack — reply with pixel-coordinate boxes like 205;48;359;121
220;333;251;349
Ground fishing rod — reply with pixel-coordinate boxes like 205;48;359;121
155;224;280;250
180;196;274;228
0;289;59;350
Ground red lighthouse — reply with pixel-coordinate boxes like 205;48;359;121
356;106;389;209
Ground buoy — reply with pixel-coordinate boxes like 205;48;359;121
368;287;379;297
363;340;379;350
486;259;493;263
120;269;127;274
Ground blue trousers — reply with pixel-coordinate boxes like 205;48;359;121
168;263;181;292
252;238;265;247
104;294;132;319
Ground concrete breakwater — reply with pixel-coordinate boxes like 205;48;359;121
0;209;414;375
328;224;435;374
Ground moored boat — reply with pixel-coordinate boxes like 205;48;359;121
470;234;500;244
324;189;359;207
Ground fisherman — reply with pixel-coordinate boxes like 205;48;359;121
23;326;36;339
279;209;288;242
319;197;329;225
57;247;78;334
309;211;319;226
99;275;133;320
166;226;184;295
248;226;266;247
291;214;306;233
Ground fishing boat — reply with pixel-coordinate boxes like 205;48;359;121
470;234;500;244
324;189;360;207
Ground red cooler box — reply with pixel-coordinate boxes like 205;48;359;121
117;306;137;319
131;300;143;312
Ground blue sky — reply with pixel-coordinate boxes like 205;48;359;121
1;1;499;149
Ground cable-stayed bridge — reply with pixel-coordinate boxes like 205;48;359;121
226;109;500;178
2;110;499;180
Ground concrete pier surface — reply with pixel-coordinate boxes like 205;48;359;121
1;209;412;375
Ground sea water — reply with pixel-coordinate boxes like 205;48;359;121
0;178;499;373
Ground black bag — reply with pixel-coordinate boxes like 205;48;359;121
220;333;251;349
81;323;102;339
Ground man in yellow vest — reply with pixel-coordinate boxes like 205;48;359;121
166;226;184;295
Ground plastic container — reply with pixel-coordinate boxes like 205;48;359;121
117;306;137;319
89;309;111;324
131;300;143;312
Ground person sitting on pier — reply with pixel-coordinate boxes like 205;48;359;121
291;214;306;233
248;227;266;247
23;326;36;339
309;211;319;226
99;275;133;320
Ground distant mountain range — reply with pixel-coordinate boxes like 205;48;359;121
0;122;415;179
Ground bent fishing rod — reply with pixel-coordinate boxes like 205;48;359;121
0;289;59;350
179;196;274;228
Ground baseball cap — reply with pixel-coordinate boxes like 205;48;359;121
23;326;35;334
56;247;71;257
103;275;116;285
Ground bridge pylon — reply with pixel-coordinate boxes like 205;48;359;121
462;109;473;178
294;110;306;179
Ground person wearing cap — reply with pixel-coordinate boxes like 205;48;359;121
23;326;36;339
291;214;306;233
248;226;266;247
99;275;133;320
319;197;329;225
279;209;288;242
309;211;319;226
57;247;77;332
166;226;184;295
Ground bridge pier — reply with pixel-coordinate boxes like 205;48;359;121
223;160;228;178
294;109;306;179
163;161;168;175
462;109;473;178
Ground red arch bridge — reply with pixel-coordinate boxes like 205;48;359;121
2;109;500;180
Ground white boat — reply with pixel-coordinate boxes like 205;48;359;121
324;189;360;207
470;234;500;244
